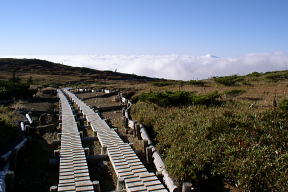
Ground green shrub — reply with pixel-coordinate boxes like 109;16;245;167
0;107;22;153
131;102;288;191
213;75;244;86
247;72;262;77
152;81;176;87
138;91;221;107
0;119;21;153
0;80;36;100
188;80;205;86
264;71;288;82
279;99;288;110
224;89;246;98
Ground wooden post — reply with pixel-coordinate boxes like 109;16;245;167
57;133;61;140
93;131;98;137
112;127;118;133
79;131;83;138
136;124;141;140
182;182;193;192
125;117;128;128
101;145;107;155
122;108;126;116
146;146;153;164
54;150;60;157
117;177;125;191
84;147;90;156
133;123;137;137
76;121;81;130
123;117;128;128
5;171;14;192
50;186;58;192
143;140;148;157
93;180;101;192
156;171;163;177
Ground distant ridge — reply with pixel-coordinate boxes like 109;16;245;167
0;58;157;82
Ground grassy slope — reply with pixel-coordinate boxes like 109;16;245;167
1;58;288;191
129;72;288;191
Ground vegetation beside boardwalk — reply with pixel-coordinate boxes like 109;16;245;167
0;106;22;153
133;91;221;107
131;70;288;191
0;80;37;100
1;58;288;191
131;99;288;191
0;78;36;153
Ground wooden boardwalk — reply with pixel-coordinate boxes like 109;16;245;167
63;89;167;192
57;90;94;192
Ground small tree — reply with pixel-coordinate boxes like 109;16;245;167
27;76;33;84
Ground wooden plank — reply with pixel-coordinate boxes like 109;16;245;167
64;89;168;192
57;90;93;191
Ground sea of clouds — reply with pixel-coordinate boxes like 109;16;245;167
8;52;288;80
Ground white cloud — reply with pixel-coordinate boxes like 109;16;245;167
4;52;288;80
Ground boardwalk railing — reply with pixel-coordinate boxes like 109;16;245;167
64;88;168;192
119;94;179;192
0;119;30;192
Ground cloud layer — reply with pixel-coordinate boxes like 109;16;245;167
6;52;288;80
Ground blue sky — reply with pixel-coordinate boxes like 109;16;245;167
1;0;288;57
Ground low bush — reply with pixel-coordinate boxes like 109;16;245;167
137;91;221;107
187;80;206;86
247;72;262;77
264;71;288;82
213;75;244;86
0;106;22;153
224;89;246;98
0;80;36;100
279;99;288;110
152;81;176;87
131;102;288;191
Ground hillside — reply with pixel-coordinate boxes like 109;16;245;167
127;71;288;191
0;58;157;86
0;57;288;191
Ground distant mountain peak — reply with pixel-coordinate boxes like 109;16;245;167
203;54;219;59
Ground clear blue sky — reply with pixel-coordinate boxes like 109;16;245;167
1;0;287;57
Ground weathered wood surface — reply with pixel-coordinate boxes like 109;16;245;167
64;89;168;192
57;90;94;192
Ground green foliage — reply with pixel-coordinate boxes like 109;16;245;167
152;81;176;87
279;99;288;111
27;76;33;84
42;81;63;88
187;80;205;86
247;72;263;77
213;75;244;86
0;120;20;153
0;80;36;100
264;71;288;82
137;91;221;107
131;103;288;191
0;106;21;153
224;89;246;98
